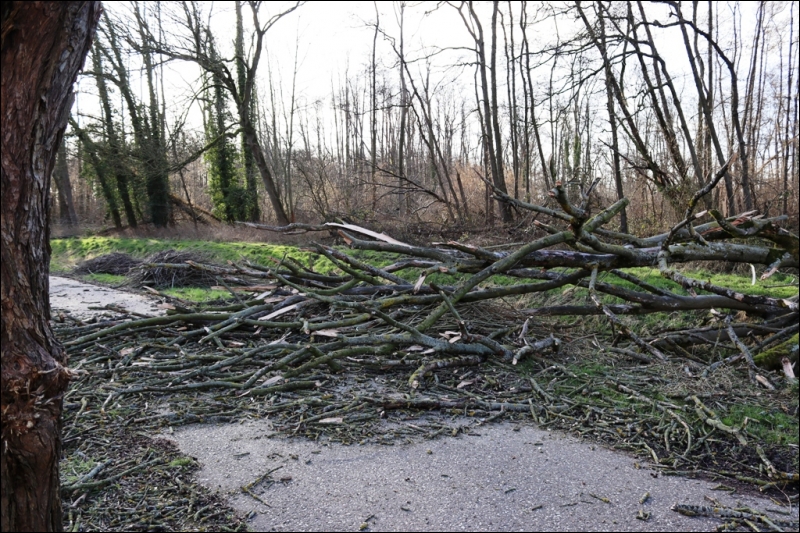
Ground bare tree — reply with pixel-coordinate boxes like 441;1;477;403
455;0;513;222
52;139;79;226
158;0;302;225
370;2;380;211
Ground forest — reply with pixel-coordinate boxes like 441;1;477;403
54;1;798;235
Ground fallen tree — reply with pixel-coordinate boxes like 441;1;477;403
55;181;799;510
69;182;797;369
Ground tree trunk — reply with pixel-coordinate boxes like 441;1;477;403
370;4;379;213
599;10;628;233
92;40;137;228
489;1;512;222
398;2;408;217
235;0;260;222
1;2;100;531
69;118;124;229
52;140;79;226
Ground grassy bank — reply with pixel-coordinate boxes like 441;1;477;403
51;236;797;298
50;236;324;274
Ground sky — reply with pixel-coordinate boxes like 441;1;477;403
74;1;797;160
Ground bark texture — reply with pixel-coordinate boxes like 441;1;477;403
1;2;101;531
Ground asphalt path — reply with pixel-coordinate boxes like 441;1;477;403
168;420;794;532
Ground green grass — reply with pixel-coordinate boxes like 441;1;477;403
81;273;127;285
691;268;798;299
721;404;799;446
51;237;796;307
50;236;336;274
162;287;231;302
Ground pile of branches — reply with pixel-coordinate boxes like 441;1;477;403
56;182;798;513
128;249;217;288
74;252;142;276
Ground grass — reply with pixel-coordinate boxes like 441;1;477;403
51;235;796;311
692;268;798;299
50;236;335;274
162;287;231;302
81;273;127;285
721;404;799;446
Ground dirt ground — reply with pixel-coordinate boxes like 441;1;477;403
51;276;799;532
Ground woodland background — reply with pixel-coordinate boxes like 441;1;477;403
51;0;799;239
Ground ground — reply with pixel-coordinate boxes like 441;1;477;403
51;276;799;532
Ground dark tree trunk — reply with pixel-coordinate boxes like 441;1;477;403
53;140;79;225
235;0;260;222
489;1;512;222
92;40;137;228
1;2;100;531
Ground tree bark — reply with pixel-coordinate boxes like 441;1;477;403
1;2;100;531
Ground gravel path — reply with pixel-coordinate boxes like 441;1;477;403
51;276;797;532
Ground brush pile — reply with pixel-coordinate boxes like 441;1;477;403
128;249;216;288
74;252;142;276
56;182;798;515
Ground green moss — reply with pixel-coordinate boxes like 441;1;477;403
168;457;194;468
754;334;799;370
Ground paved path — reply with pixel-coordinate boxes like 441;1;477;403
50;275;165;319
168;420;794;532
51;276;797;531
